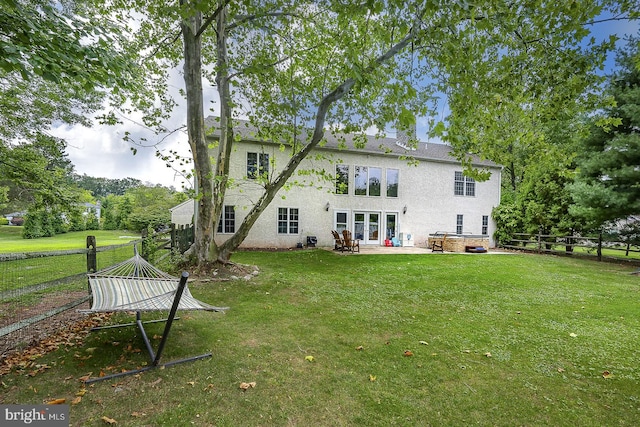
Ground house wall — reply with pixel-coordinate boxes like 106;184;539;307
210;141;502;249
170;201;195;226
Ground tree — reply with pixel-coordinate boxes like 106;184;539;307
570;37;640;228
1;0;138;215
101;0;633;266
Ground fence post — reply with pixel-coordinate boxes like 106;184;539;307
597;231;603;261
171;223;176;250
86;236;97;273
537;229;542;254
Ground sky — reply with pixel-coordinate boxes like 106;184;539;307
52;13;639;191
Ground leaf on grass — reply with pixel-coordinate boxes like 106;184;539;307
131;412;146;418
101;415;117;424
78;373;92;382
419;341;428;345
602;371;613;379
71;396;82;405
557;367;565;373
569;333;578;338
187;381;195;386
47;398;66;405
355;345;364;351
239;382;257;391
76;389;87;397
403;350;413;357
485;352;492;358
305;355;314;362
369;374;377;382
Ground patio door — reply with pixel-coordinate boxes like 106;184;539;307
354;212;381;245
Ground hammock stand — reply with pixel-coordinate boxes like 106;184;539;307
81;250;228;384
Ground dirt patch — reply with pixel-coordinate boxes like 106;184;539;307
189;262;260;282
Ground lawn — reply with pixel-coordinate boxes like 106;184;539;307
0;226;140;253
1;250;639;426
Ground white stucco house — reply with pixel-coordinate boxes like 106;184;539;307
170;117;502;250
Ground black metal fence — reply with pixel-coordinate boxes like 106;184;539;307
0;238;140;356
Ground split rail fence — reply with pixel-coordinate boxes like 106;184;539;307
501;232;640;265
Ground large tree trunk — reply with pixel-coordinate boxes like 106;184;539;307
181;7;216;265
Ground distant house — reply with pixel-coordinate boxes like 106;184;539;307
170;117;502;250
3;212;26;226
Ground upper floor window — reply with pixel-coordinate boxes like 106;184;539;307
335;164;349;194
247;152;269;179
454;171;475;196
278;207;299;234
217;205;235;234
355;166;381;197
386;168;399;198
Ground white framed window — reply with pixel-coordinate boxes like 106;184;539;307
247;152;269;179
335;211;348;233
454;171;475;196
456;214;464;235
386;169;399;198
354;166;381;196
217;205;236;233
335;164;349;194
278;207;299;234
482;215;489;235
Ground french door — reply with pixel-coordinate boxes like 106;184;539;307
354;212;380;245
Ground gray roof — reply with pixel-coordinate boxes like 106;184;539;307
204;116;500;169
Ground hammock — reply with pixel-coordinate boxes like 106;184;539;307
81;250;228;384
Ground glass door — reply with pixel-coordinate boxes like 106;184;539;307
353;212;380;245
385;213;398;242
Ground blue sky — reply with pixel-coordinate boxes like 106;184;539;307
55;13;639;190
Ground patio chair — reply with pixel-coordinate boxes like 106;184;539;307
331;230;345;251
431;232;447;252
342;230;360;253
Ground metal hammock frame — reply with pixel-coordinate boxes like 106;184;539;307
81;249;228;384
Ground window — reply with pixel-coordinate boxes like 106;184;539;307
482;215;489;235
354;166;382;196
247;152;269;179
386;169;399;197
335;211;348;233
335;164;349;194
216;205;235;233
456;214;464;235
278;208;299;234
454;171;475;196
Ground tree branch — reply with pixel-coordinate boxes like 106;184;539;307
196;0;230;39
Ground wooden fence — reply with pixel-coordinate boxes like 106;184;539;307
501;232;640;265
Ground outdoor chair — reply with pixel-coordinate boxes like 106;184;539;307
331;230;345;251
342;230;360;253
431;232;447;252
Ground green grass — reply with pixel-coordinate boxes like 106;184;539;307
2;250;639;426
0;226;140;253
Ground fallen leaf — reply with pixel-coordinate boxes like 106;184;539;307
602;371;613;379
569;333;578;338
101;415;117;424
485;352;492;358
305;355;314;362
187;381;195;386
131;412;146;418
71;396;82;405
239;382;257;390
369;374;377;382
419;341;428;345
79;373;92;382
355;345;364;351
403;350;413;357
76;389;87;397
557;367;565;373
47;398;66;405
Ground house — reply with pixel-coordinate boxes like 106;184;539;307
171;117;502;250
170;199;195;227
